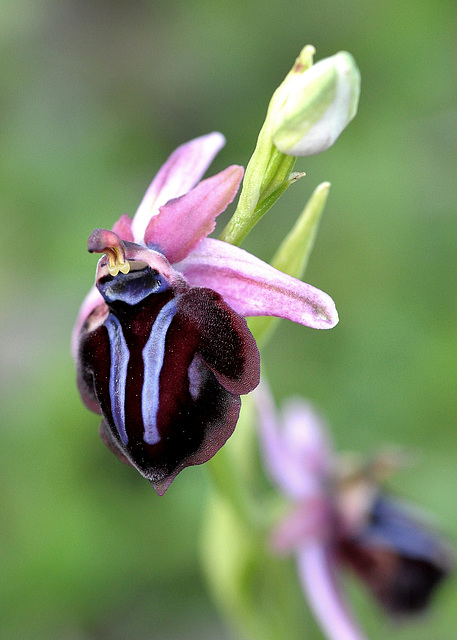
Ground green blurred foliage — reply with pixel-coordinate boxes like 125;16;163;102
0;0;456;638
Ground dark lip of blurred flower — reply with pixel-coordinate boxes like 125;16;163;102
256;384;454;640
73;133;339;495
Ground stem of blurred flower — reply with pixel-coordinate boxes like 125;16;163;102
207;180;330;510
202;489;309;640
204;182;331;639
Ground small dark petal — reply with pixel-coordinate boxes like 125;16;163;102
337;495;453;615
386;556;447;614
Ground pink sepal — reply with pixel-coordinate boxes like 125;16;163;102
256;384;332;500
175;238;339;329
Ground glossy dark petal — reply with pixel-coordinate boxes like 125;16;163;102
337;495;453;615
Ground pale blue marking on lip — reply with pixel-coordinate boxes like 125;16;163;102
141;297;179;445
105;314;130;445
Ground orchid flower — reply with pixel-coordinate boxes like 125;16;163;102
73;132;338;495
256;385;453;640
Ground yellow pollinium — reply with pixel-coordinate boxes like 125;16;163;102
107;247;131;276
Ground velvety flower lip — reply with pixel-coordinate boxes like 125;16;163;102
74;133;339;493
256;384;453;640
77;229;260;495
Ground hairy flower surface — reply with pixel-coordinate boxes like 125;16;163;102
256;385;453;640
73;133;339;494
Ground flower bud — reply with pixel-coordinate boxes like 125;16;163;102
272;49;361;156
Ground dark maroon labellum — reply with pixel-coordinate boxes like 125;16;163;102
337;494;453;615
77;259;260;494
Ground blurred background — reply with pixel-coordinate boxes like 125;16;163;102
1;0;456;638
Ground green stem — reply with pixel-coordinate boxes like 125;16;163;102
218;46;317;247
219;167;303;246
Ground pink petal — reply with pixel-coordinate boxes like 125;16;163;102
255;383;308;498
175;238;339;329
297;542;368;640
280;399;333;484
131;132;226;243
255;384;330;500
144;165;243;264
